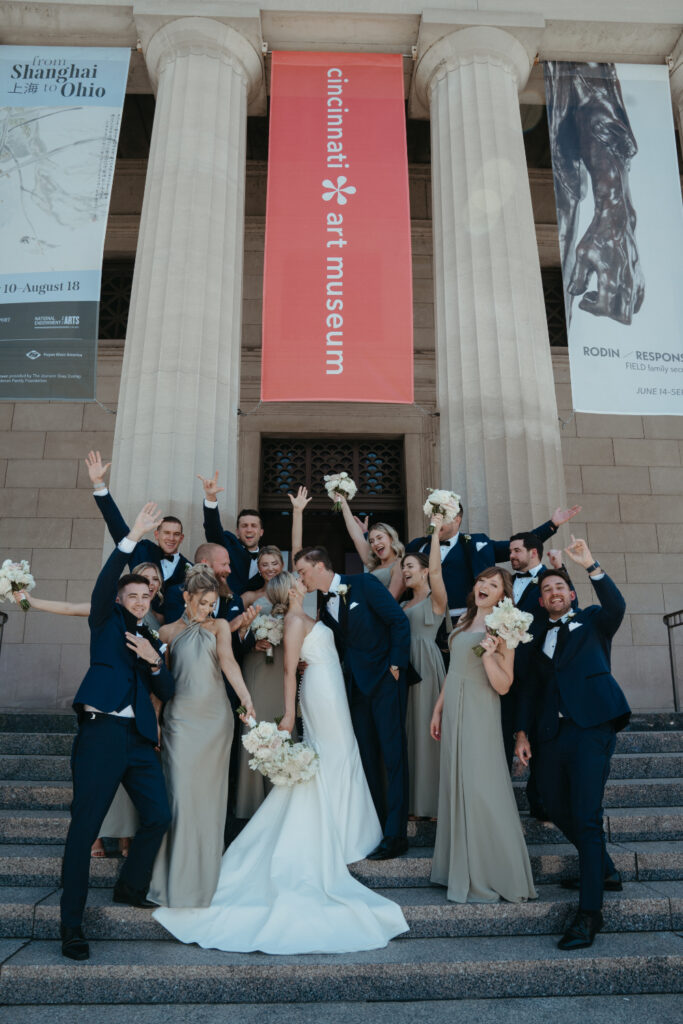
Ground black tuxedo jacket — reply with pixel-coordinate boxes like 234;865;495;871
73;548;175;745
95;491;191;592
406;519;558;610
320;572;410;695
516;574;631;741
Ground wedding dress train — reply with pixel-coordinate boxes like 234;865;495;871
153;621;409;953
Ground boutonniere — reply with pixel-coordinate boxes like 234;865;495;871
463;534;471;543
148;628;160;640
530;577;539;585
336;584;350;604
566;611;576;620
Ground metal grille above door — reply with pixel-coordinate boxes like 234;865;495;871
259;438;405;511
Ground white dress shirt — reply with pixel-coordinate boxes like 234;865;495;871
512;562;545;605
324;573;342;622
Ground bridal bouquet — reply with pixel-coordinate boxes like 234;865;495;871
0;560;35;611
423;489;461;534
252;613;284;663
323;471;357;511
240;718;319;787
472;597;534;657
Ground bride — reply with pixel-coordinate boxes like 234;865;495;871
153;571;408;954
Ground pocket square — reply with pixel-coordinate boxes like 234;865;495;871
568;621;582;632
349;601;359;610
475;541;488;552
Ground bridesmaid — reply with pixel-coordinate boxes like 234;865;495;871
234;488;309;817
338;495;404;598
429;567;536;904
400;515;448;819
148;565;254;908
131;561;165;628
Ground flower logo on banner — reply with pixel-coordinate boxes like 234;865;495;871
322;176;357;206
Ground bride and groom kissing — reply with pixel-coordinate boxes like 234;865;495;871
60;507;411;960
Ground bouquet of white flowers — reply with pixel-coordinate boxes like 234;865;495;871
252;613;284;663
423;489;462;534
0;560;36;611
472;597;534;657
323;471;357;511
240;717;319;787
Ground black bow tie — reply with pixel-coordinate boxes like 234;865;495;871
440;541;451;547
321;591;334;603
161;554;176;563
514;571;533;579
547;619;566;630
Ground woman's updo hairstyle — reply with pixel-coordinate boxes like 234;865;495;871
183;563;219;596
266;571;297;616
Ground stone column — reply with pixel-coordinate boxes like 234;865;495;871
414;27;566;537
670;33;683;140
110;17;262;548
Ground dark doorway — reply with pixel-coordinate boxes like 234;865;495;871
258;437;406;575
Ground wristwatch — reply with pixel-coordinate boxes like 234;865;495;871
586;560;601;573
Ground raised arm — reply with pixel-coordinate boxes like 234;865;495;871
214;619;254;720
86;450;131;546
564;535;625;637
89;502;162;630
427;514;448;616
198;471;233;546
491;505;583;562
339;496;373;567
279;614;307;734
288;486;311;558
13;592;90;616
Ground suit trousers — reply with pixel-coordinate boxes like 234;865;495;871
349;672;409;840
60;715;172;928
535;718;617;911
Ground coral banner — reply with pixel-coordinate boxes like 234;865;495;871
261;52;413;403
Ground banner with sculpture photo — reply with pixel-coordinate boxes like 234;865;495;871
0;46;129;400
261;52;413;403
545;62;683;416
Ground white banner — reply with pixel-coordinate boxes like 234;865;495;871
0;46;129;399
546;62;683;415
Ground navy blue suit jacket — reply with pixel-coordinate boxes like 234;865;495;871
406;519;558;610
203;503;264;596
73;548;175;745
95;492;191;593
516;574;631;740
321;573;410;695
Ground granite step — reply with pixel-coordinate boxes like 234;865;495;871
0;882;678;942
3;750;682;785
0;713;76;734
2;807;682;847
1;932;681;1004
1;727;680;756
1;841;681;888
6;995;683;1024
515;777;683;810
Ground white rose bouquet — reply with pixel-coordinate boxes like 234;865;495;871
323;471;357;512
423;489;462;535
240;717;320;787
252;613;284;663
472;597;534;657
0;560;36;611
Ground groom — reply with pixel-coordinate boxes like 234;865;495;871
294;547;411;860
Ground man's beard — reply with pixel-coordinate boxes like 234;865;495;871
217;580;231;599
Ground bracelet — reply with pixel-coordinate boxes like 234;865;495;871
586;560;600;573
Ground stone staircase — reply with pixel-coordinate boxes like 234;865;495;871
0;711;681;1018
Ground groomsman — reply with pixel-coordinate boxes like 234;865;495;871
405;500;582;626
60;503;175;962
502;532;576;819
515;537;631;951
199;472;265;595
294;546;411;860
163;542;251;630
86;452;191;594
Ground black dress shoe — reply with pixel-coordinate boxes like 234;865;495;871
557;909;603;950
112;881;156;908
366;837;409;861
60;924;89;961
560;871;622;893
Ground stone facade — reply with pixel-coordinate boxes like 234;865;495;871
0;2;682;712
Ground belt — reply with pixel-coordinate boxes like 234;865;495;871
79;710;136;726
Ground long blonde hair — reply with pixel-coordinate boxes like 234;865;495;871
265;571;297;616
367;522;404;569
132;561;164;605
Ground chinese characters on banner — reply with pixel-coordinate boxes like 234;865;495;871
0;46;130;400
545;62;683;416
262;52;414;403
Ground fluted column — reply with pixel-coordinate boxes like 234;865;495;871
110;18;262;547
670;34;683;140
414;27;566;536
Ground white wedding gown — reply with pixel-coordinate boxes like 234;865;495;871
153;621;409;953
